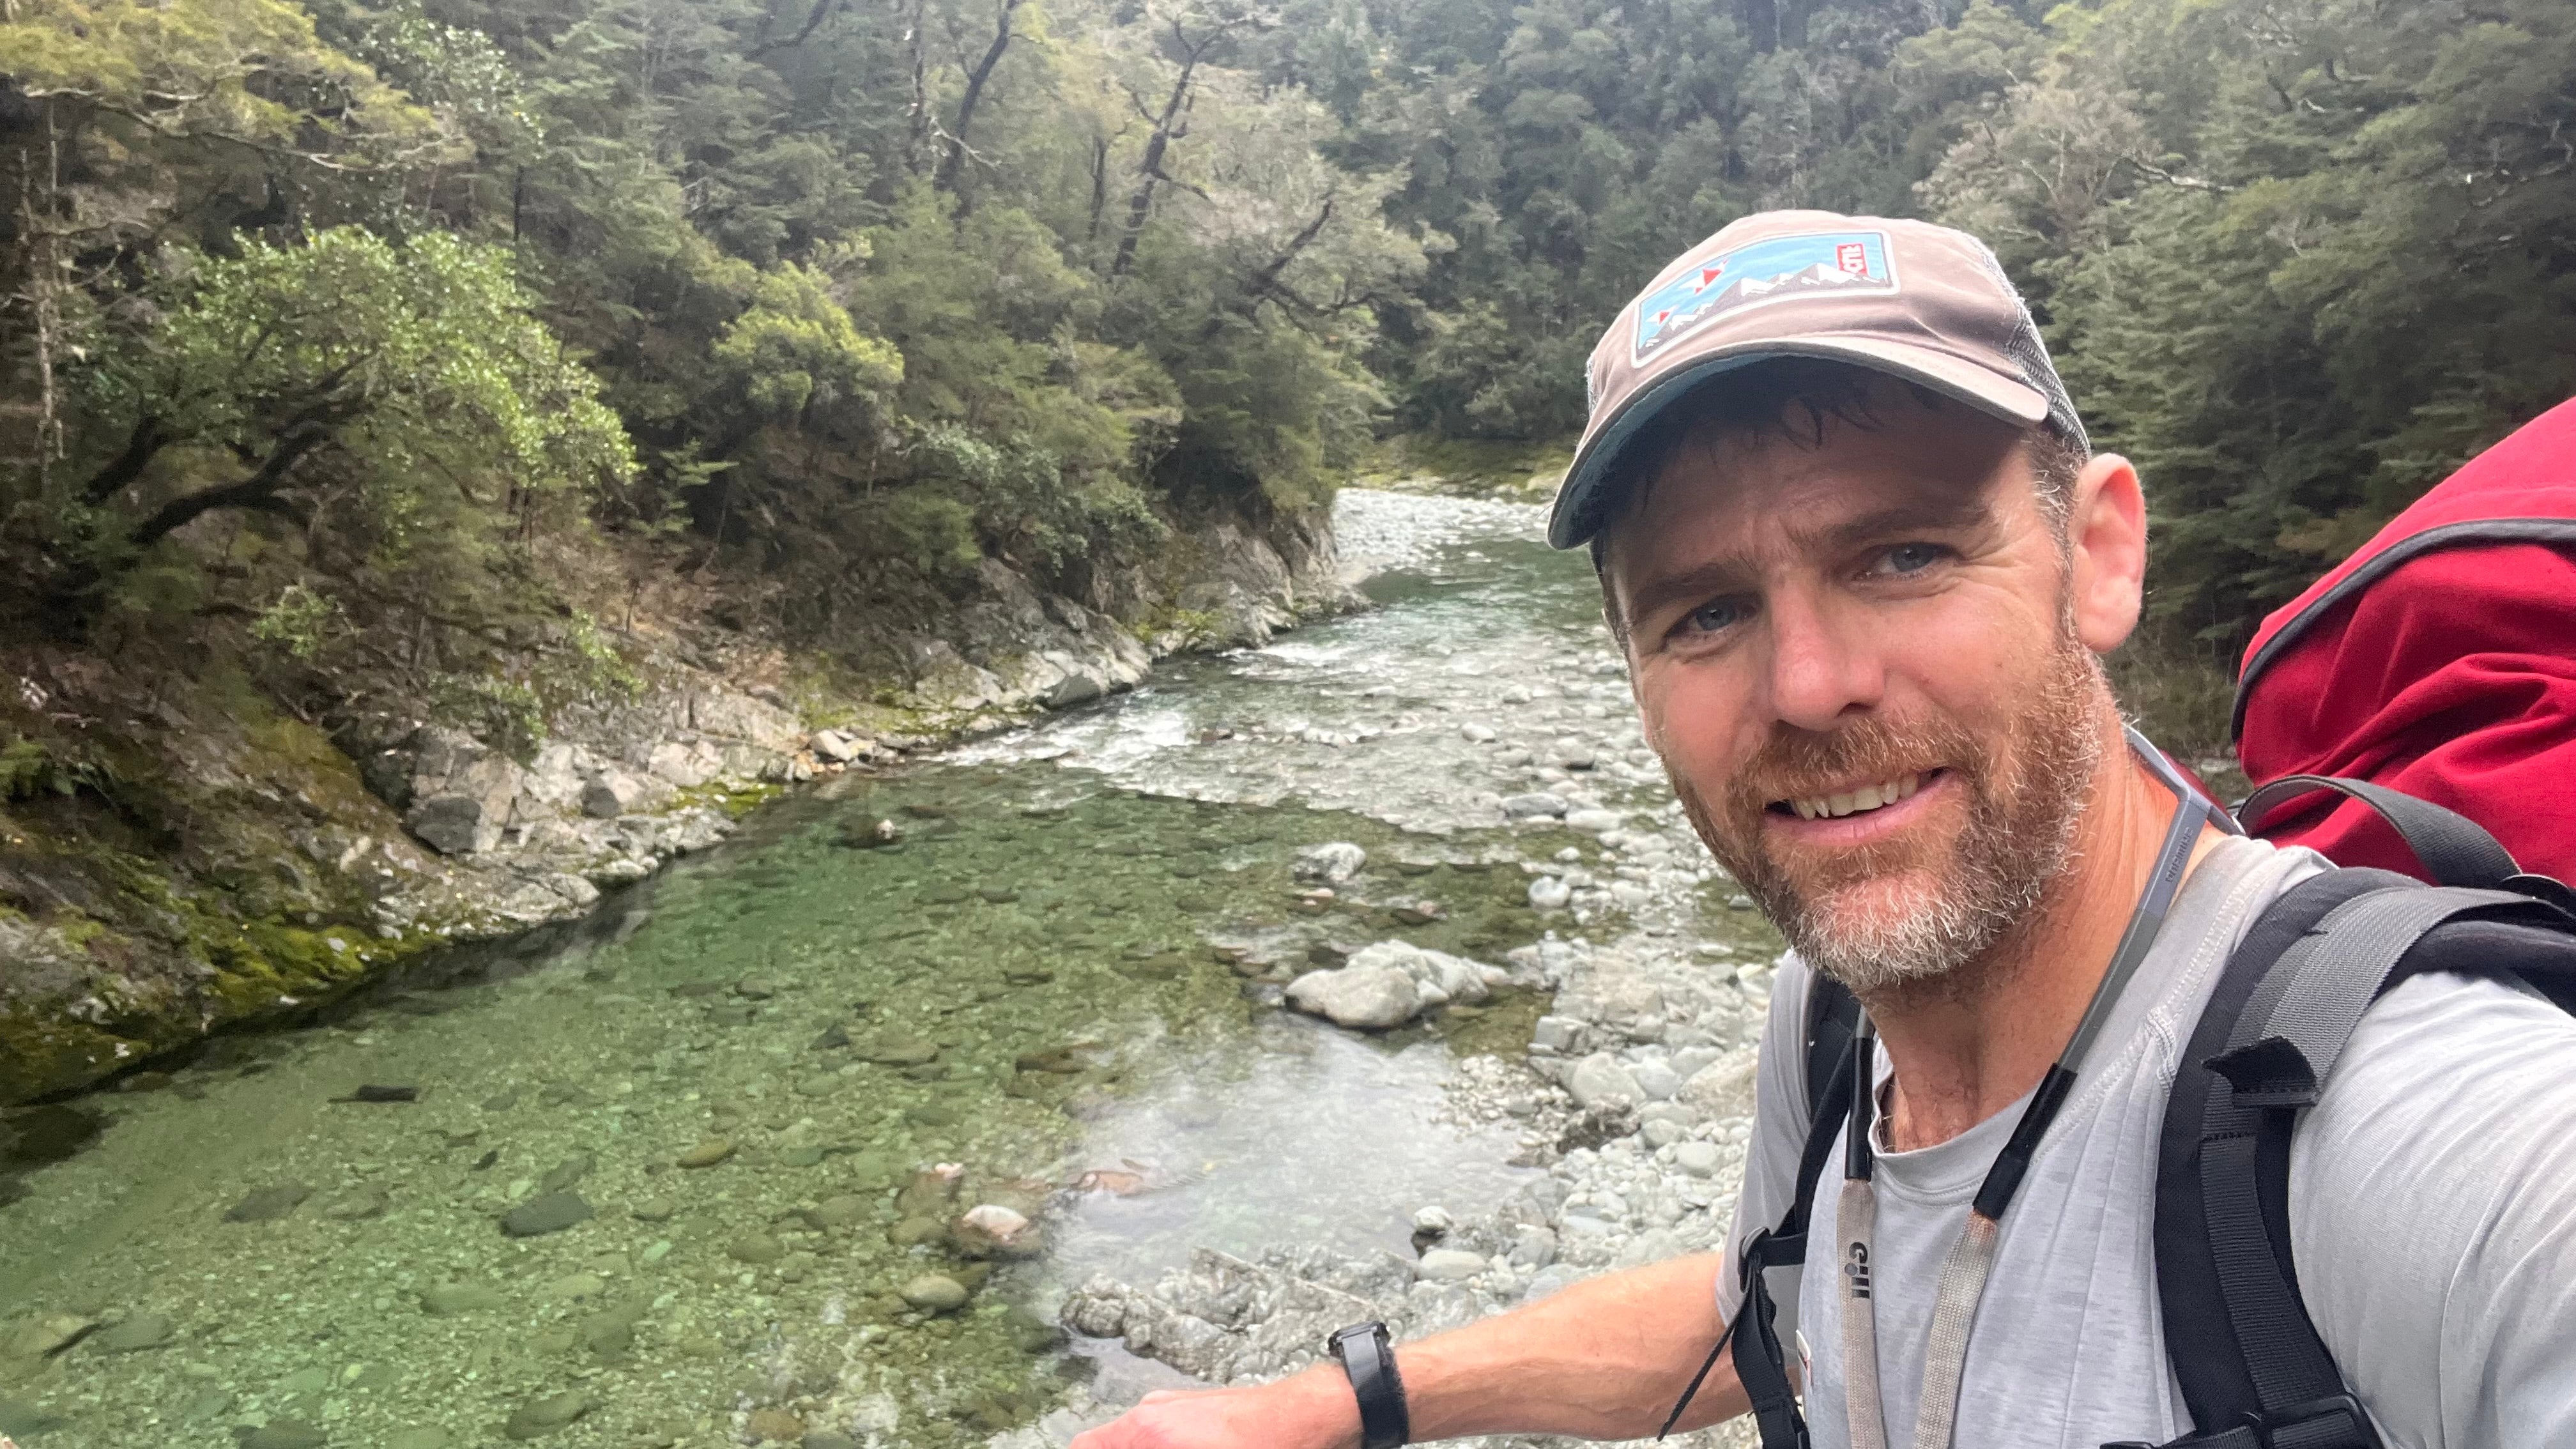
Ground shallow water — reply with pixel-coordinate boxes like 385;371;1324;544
0;492;1769;1448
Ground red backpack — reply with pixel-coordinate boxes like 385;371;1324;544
2233;395;2576;880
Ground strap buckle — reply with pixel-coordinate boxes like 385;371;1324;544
2250;1393;2380;1449
2104;1393;2381;1449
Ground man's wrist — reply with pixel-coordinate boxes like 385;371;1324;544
1281;1361;1368;1449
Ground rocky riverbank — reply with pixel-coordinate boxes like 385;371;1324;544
0;506;1355;1106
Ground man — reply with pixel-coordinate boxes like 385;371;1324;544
1070;213;2576;1449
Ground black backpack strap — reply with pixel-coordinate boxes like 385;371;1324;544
2237;776;2519;890
1662;972;1862;1445
2147;870;2576;1449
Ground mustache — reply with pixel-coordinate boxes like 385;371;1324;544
1721;714;1984;818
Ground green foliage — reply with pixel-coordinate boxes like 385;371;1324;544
248;583;342;661
711;262;904;425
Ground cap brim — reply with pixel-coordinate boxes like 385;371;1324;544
1545;337;2051;549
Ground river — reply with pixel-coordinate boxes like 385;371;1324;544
0;491;1779;1449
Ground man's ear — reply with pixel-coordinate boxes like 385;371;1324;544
2067;453;2147;654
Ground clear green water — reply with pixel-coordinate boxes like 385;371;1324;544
0;496;1769;1448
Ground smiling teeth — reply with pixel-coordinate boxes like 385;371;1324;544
1790;775;1922;820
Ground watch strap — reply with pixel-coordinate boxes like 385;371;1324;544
1328;1320;1410;1449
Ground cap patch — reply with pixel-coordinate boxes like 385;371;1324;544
1632;231;1895;365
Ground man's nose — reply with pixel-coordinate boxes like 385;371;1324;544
1763;588;1884;732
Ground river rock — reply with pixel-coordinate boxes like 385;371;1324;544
1527;877;1573;910
1565;809;1624;834
1676;1050;1758;1118
1501;793;1568;820
1292;842;1367;884
500;1192;593;1238
1567;1054;1643;1110
951;1204;1041;1259
1632;1060;1681;1101
806;1194;870;1230
676;1138;735;1168
239;1419;328;1449
420;1283;506;1315
503;1390;593;1439
1674;1142;1722;1178
854;1036;940;1066
1459;722;1496;742
91;1311;173;1353
900;1274;970;1313
582;769;666;819
809;730;864;763
728;1232;785;1266
1284;963;1418;1029
3;1313;95;1360
1414;1249;1488;1283
224;1183;312;1223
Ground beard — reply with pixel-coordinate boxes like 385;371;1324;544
1674;632;2109;997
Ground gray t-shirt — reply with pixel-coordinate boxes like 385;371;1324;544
1717;834;2576;1449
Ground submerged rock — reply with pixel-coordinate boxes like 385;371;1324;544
1292;842;1367;884
223;1183;313;1223
500;1192;593;1238
900;1274;970;1313
502;1390;593;1439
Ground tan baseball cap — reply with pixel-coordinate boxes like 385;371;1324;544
1547;210;2087;549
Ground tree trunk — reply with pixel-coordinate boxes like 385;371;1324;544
124;429;328;554
934;0;1025;195
1111;63;1197;279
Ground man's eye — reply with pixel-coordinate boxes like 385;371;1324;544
1680;598;1752;634
1875;542;1949;576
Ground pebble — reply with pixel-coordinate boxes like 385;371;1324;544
323;1184;390;1220
1501;793;1569;820
1528;877;1573;910
1674;1142;1722;1177
630;1197;677;1222
1292;842;1368;883
900;1273;970;1312
500;1192;594;1238
503;1390;594;1439
1459;723;1496;742
538;1154;595;1193
746;1407;806;1441
677;1138;735;1169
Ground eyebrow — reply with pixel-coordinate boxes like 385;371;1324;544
1617;491;2001;636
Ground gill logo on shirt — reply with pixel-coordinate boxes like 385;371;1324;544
1843;1241;1872;1300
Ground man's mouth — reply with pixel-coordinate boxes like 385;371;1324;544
1768;769;1941;822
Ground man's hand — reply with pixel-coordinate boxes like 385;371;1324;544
1068;1367;1359;1449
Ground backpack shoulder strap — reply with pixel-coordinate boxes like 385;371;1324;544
2148;868;2576;1449
1664;970;1862;1445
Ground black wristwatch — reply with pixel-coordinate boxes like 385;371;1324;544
1326;1320;1411;1449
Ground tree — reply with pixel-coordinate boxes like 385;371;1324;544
62;227;632;606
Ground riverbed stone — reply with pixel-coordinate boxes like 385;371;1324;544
421;1283;506;1315
676;1138;735;1169
728;1232;785;1266
222;1183;312;1223
91;1310;173;1353
1674;1142;1722;1178
1527;877;1573;910
1501;792;1568;820
1293;841;1368;883
500;1192;593;1238
1567;1054;1643;1110
1414;1249;1488;1282
900;1274;970;1313
1285;963;1418;1029
239;1419;328;1449
503;1390;594;1439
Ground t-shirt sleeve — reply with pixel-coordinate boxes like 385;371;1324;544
1715;954;1821;1333
2292;970;2576;1449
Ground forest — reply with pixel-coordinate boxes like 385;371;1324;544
1;0;2570;728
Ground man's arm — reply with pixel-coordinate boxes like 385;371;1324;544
1067;1252;1750;1448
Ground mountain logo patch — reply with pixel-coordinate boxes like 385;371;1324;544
1632;231;1896;363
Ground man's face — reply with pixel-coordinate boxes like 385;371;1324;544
1602;386;2113;994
